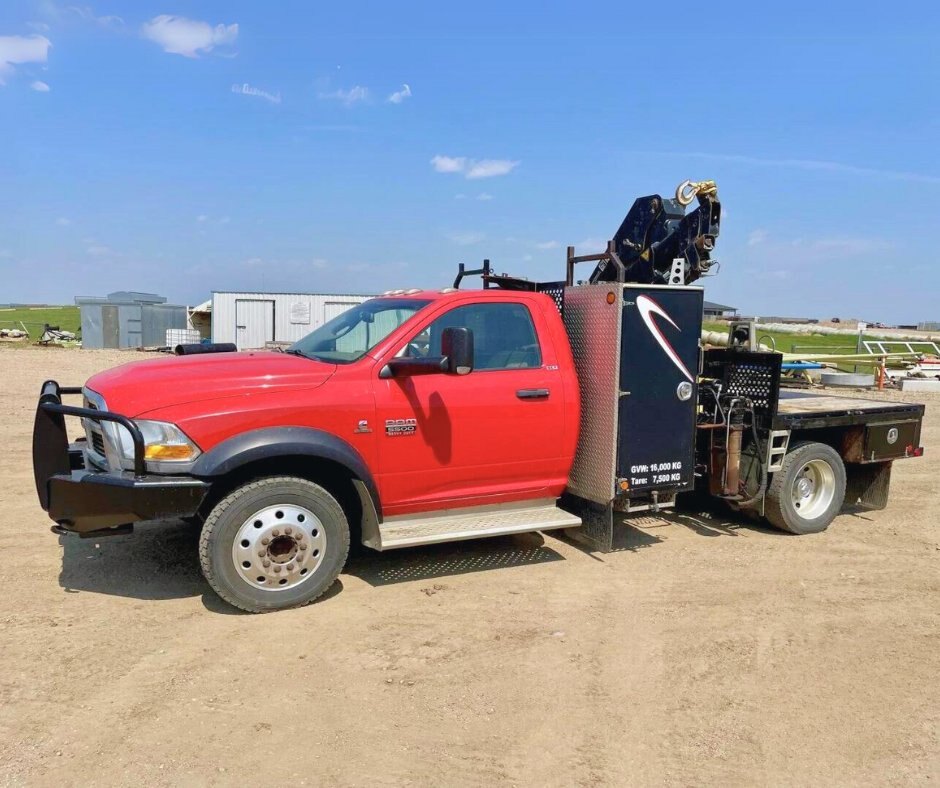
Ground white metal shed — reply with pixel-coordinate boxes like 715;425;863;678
211;291;374;349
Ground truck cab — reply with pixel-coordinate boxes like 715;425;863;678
34;287;584;611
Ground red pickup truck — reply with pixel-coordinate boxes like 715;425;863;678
33;185;924;612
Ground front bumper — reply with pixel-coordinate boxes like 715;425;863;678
33;381;209;534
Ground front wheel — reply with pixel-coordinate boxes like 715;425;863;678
199;476;350;613
765;442;846;534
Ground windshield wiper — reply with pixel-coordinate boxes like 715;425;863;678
283;348;309;358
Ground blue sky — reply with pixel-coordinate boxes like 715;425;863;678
2;1;938;321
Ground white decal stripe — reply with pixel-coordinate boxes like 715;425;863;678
636;294;694;382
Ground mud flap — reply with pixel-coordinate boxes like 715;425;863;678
843;461;892;512
560;495;613;552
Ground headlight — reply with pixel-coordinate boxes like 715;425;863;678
112;420;201;464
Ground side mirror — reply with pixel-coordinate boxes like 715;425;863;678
379;326;474;379
441;326;473;375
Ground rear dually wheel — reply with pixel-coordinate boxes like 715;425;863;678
765;442;846;535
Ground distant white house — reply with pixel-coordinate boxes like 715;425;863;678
211;291;375;349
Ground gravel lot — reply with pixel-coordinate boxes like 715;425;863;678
2;347;937;786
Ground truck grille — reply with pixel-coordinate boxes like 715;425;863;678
91;429;106;455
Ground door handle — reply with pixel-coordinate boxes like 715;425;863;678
516;388;550;399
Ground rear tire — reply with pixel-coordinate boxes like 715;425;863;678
199;476;350;613
765;442;846;534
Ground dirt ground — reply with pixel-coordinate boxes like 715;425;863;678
1;347;937;787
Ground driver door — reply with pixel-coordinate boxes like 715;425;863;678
372;300;566;516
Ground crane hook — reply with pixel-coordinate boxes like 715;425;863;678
675;179;717;207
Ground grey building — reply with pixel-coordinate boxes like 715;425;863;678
75;291;188;349
703;300;737;318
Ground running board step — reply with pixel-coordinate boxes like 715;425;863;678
370;502;582;550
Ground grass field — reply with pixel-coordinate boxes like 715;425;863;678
703;321;876;355
0;306;80;337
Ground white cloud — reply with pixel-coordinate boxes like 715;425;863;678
218;216;231;225
68;6;124;28
232;82;281;105
55;217;70;226
466;159;519;179
431;155;466;173
455;192;493;201
631;150;940;186
0;35;51;84
196;214;208;222
535;240;558;250
806;237;889;256
745;234;891;268
318;85;368;106
30;80;50;92
86;244;111;257
387;83;411;104
312;258;328;270
430;154;519;179
447;231;485;246
747;229;767;246
141;15;238;58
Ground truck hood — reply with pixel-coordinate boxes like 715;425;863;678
85;351;336;417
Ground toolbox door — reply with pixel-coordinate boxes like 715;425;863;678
617;286;703;494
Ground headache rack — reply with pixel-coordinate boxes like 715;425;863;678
453;259;566;316
701;349;782;429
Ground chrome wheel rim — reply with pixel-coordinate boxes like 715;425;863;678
791;459;836;520
232;504;326;592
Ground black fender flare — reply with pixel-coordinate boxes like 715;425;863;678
190;427;382;519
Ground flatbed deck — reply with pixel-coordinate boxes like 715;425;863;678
772;391;925;430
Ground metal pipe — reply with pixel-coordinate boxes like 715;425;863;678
174;342;237;356
724;421;743;496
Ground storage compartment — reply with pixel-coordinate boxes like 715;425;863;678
617;286;702;495
843;420;922;463
563;283;703;505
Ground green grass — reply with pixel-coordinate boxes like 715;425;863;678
0;306;81;337
703;321;880;355
701;321;911;373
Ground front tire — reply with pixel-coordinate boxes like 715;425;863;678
765;442;846;534
199;476;350;613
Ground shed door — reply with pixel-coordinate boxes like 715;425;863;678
100;305;120;348
235;299;275;349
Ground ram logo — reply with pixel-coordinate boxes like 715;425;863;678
636;294;694;382
385;418;417;437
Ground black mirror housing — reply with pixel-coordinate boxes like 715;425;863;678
380;326;474;379
441;327;473;375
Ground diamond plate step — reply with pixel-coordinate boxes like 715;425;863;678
376;501;582;550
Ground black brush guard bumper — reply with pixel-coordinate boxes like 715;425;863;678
33;381;209;534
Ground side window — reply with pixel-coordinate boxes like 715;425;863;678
405;303;542;371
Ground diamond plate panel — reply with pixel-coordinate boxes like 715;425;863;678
563;285;621;504
564;502;613;552
380;501;581;548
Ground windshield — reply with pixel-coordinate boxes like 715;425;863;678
288;298;430;364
